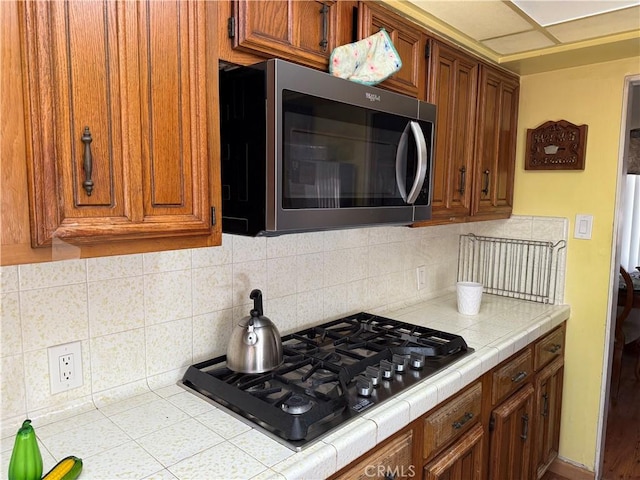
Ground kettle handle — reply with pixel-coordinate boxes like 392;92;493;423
250;289;264;316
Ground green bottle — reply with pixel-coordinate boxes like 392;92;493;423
8;419;43;480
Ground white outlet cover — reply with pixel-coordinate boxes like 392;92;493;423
48;341;83;394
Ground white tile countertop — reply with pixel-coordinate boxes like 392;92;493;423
1;292;570;480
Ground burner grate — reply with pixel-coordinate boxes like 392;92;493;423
180;312;472;450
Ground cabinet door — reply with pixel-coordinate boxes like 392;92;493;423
133;1;211;232
20;1;212;246
230;0;337;70
489;383;534;480
423;423;484;480
532;357;564;479
472;64;519;219
21;1;127;246
426;40;478;222
358;2;427;99
332;429;414;480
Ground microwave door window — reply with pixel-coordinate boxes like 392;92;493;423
281;90;428;210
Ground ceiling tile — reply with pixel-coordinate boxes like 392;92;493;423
482;30;556;55
512;0;640;27
547;6;640;43
407;0;534;40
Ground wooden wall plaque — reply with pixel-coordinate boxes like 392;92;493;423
525;120;588;170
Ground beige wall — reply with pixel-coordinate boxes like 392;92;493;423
513;57;640;469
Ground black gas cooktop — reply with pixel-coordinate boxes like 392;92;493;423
180;312;472;451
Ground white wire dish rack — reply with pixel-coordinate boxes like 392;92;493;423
457;234;567;304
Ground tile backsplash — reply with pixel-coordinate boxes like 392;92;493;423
0;216;567;434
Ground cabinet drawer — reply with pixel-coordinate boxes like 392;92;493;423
534;326;565;371
492;349;533;405
333;429;413;480
423;382;482;460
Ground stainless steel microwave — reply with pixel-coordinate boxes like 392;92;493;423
219;59;436;236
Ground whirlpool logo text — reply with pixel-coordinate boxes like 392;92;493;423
365;92;381;102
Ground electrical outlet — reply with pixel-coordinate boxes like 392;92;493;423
59;353;74;381
48;341;83;394
416;265;427;290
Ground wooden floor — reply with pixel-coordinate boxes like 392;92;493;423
542;347;640;480
601;346;640;480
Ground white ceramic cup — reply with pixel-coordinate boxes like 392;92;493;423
456;281;483;315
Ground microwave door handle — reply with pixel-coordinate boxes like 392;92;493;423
406;121;428;204
395;123;411;202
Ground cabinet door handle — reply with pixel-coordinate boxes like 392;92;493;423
511;371;527;383
546;344;562;354
319;3;329;51
81;126;94;196
542;392;549;417
452;411;474;429
482;169;490;195
521;413;529;440
458;166;466;195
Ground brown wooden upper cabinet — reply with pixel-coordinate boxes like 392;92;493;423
472;64;519;220
226;0;356;70
19;1;217;248
419;40;519;225
426;40;479;223
357;2;428;100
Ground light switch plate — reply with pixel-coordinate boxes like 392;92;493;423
574;214;593;239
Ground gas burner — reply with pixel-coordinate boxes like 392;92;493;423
245;380;271;393
281;394;314;415
180;311;472;450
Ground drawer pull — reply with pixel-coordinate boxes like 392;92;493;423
511;371;527;383
546;344;562;354
521;413;529;440
452;412;474;430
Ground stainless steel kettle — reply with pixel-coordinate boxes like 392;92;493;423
226;289;283;373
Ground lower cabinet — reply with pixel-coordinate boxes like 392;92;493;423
532;355;564;478
489;383;534;480
423;382;482;460
330;323;566;480
332;428;415;480
423;423;484;480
